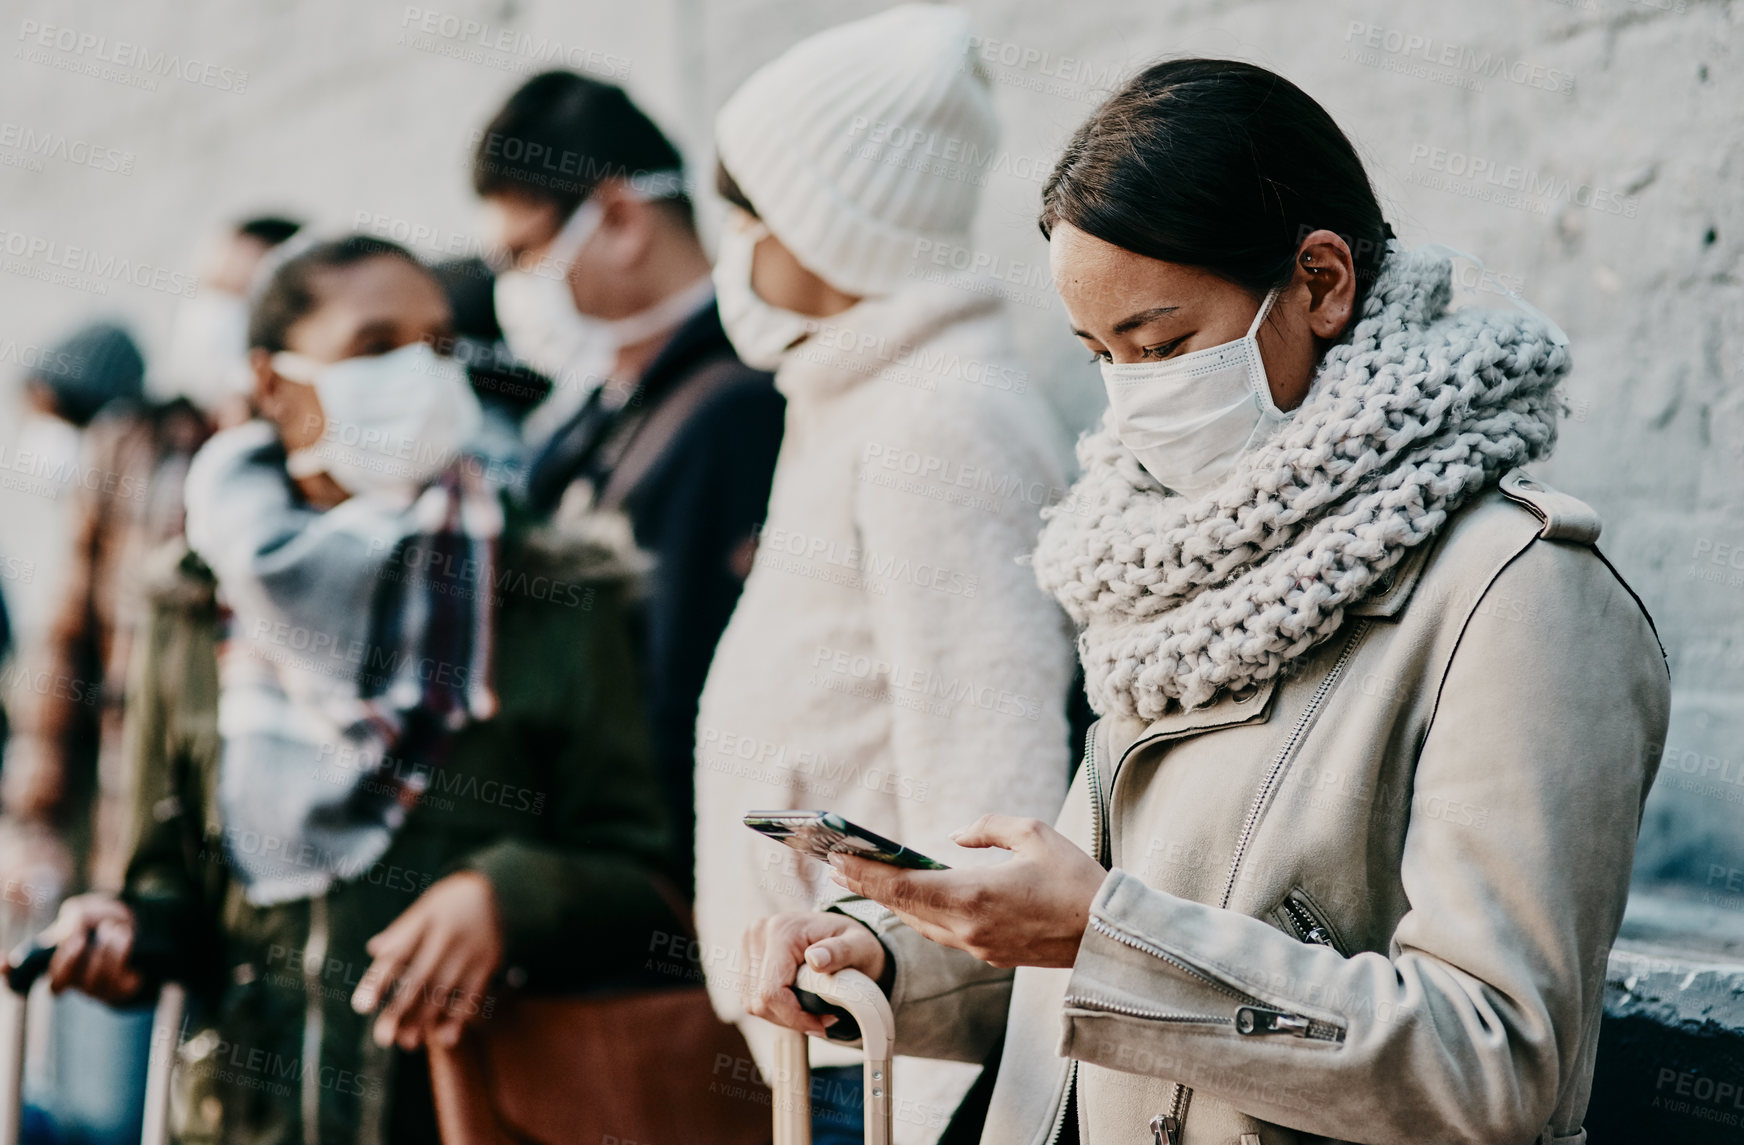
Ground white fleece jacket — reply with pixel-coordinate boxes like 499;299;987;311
694;280;1077;1144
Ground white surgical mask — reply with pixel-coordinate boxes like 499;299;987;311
273;342;482;498
713;220;814;371
495;198;611;392
17;414;83;484
1100;287;1287;500
163;291;252;408
494;183;713;444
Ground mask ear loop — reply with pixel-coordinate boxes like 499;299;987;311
534;166;688;281
1246;286;1286;414
1247;285;1282;338
269;351;322;384
532;197;607;282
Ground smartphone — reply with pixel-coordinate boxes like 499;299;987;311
743;810;950;870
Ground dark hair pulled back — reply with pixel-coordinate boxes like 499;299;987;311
1041;59;1394;308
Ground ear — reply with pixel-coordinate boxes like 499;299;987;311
591;179;654;271
249;347;281;414
1292;229;1358;341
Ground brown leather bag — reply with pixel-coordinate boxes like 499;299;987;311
428;985;773;1145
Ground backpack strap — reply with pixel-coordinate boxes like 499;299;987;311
596;355;749;512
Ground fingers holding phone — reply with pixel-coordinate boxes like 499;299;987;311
825;815;1108;970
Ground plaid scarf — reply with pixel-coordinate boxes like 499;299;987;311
185;422;502;904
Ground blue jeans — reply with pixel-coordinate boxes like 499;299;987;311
27;991;152;1145
810;1065;864;1145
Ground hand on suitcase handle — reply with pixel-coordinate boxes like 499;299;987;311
4;923;177;998
792;966;893;1059
770;968;896;1145
4;933;177;998
1;942;55;994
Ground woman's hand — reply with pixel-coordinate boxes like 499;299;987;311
37;894;143;1002
352;871;503;1051
828;815;1107;969
742;912;888;1038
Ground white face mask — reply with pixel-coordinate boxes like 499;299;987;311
713;220;814;371
494;185;714;443
273;342;483;497
1100;287;1288;500
17;414;83;483
164;291;252;408
495;198;613;391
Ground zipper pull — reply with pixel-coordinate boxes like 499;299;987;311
1302;923;1332;946
1150;1114;1182;1145
1234;1005;1312;1037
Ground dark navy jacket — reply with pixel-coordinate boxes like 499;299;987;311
525;303;783;890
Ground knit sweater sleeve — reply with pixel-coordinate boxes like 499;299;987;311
850;395;1076;866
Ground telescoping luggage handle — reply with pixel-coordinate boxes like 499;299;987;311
0;937;182;1145
770;966;895;1145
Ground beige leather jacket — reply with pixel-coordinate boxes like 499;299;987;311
848;472;1669;1145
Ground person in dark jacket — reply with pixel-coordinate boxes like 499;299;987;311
476;72;784;887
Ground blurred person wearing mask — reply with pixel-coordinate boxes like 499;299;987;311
164;215;304;427
429;256;553;487
475;72;784;888
0;322;146;677
31;236;683;1145
691;8;1077;1143
0;320;156;1145
4;320;150;889
4;217;302;898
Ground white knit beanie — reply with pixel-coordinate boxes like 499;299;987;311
715;3;998;298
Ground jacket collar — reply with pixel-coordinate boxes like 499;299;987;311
525;303;747;512
1112;536;1438;760
634;299;745;406
772;280;998;403
1108;676;1281;780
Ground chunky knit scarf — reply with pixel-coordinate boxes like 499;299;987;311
1032;245;1569;719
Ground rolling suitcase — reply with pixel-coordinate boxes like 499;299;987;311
0;944;182;1145
769;966;896;1145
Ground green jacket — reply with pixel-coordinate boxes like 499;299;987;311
121;506;681;1145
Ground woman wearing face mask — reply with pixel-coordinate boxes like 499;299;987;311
35;236;683;1145
692;7;1079;1143
743;59;1669;1145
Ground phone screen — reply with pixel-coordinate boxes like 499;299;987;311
744;811;950;870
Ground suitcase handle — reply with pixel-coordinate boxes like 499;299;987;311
0;945;183;1145
3;932;179;997
770;966;895;1145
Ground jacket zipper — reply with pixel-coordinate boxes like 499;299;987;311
301;894;329;1145
1216;620;1370;912
1043;1059;1077;1145
1063;993;1231;1027
1082;723;1108;867
1085;917;1343;1040
1143;622;1368;1142
1281;891;1344;954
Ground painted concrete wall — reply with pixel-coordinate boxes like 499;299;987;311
0;0;1738;890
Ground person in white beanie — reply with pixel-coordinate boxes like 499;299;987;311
691;6;1078;1143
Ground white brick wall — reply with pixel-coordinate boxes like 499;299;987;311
0;0;1737;885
